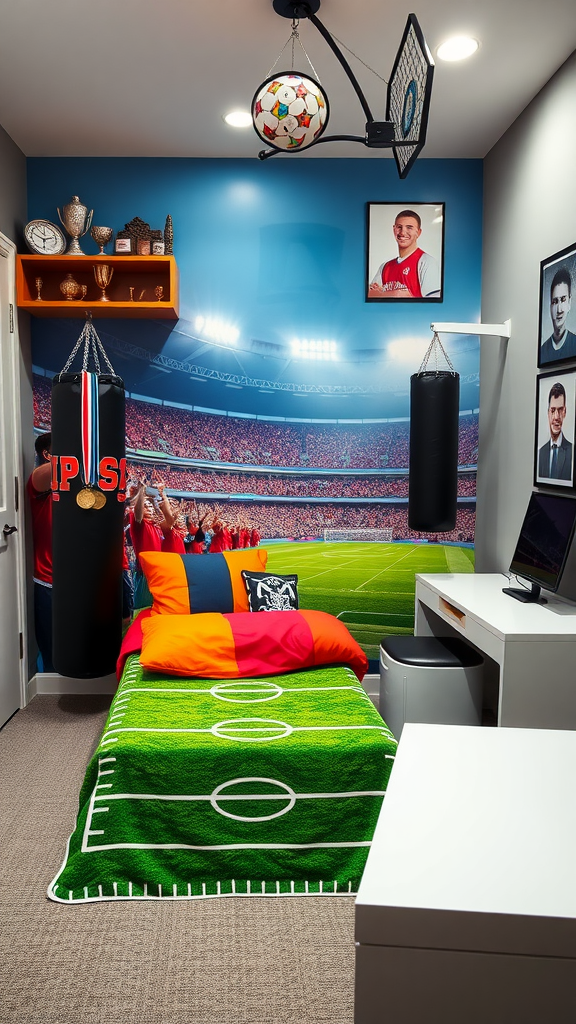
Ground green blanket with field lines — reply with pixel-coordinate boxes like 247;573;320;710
49;655;397;903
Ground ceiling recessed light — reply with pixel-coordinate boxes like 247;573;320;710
223;110;252;128
437;36;479;62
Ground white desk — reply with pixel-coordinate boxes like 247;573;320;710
354;724;576;1024
415;573;576;729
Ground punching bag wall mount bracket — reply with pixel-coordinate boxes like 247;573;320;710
430;318;512;339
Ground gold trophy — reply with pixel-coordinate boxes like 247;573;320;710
59;273;82;300
35;277;43;301
94;263;114;301
57;195;94;255
90;226;113;255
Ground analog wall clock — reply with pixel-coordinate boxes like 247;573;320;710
24;219;67;255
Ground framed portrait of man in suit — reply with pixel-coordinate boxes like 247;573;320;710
534;368;576;490
538;243;576;369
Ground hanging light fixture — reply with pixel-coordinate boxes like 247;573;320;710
252;1;434;178
252;14;330;152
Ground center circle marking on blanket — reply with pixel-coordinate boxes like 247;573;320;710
211;718;293;742
210;681;283;703
210;777;296;821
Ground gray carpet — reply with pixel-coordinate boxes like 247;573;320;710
0;695;356;1024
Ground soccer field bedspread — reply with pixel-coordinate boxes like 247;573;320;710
48;654;397;903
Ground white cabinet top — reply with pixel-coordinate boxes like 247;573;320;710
356;722;576;956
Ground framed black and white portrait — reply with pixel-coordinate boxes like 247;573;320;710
534;368;576;490
537;242;576;369
366;201;444;302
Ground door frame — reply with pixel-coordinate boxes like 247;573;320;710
0;231;28;708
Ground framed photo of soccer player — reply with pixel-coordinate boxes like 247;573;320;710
366;202;445;302
534;367;576;490
537;242;576;369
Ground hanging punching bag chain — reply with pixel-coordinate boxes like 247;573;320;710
418;331;456;375
58;319;117;380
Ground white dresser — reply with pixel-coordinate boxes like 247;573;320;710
355;723;576;1023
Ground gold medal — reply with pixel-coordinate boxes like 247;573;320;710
92;490;107;509
76;487;96;509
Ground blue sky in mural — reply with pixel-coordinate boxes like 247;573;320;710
27;156;482;421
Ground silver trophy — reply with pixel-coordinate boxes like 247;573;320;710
57;195;94;255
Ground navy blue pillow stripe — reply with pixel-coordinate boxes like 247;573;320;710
180;553;233;614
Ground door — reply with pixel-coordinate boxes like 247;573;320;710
0;236;24;726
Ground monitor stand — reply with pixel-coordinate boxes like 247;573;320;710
502;581;547;604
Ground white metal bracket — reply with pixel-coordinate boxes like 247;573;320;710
430;318;511;339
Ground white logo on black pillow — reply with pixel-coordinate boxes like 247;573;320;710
242;571;299;612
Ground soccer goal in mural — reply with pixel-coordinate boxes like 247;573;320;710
323;528;394;543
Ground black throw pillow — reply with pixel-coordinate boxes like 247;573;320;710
241;570;299;612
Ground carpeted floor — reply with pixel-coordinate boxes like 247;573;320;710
0;694;356;1024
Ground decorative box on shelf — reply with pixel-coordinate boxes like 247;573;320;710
16;255;179;319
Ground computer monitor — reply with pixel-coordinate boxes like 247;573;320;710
503;491;576;603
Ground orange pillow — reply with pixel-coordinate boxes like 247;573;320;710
139;548;268;615
140;608;369;680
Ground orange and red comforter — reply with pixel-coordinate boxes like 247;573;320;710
117;608;368;682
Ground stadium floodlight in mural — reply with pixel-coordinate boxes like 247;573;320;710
254;3;434;177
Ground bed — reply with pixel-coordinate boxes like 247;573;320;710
48;553;397;904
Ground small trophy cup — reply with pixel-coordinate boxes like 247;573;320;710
57;195;94;255
94;263;114;301
90;226;113;255
35;277;43;301
60;273;82;300
154;285;164;301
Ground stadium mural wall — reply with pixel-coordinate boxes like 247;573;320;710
28;156;481;657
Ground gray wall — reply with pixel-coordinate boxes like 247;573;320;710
0;121;32;478
0;122;32;475
0;122;26;244
476;51;576;572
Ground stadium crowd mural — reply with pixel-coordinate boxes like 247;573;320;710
34;375;479;472
33;371;476;547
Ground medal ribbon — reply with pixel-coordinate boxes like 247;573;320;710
80;371;99;487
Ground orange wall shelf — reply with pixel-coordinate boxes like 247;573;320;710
16;254;179;319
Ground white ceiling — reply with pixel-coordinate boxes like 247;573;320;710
0;0;575;160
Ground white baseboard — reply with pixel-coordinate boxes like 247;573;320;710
27;670;379;703
362;672;380;710
28;672;118;699
361;673;379;695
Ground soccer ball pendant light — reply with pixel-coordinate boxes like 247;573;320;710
252;72;329;152
254;0;434;178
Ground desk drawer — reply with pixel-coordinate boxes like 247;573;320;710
416;587;504;663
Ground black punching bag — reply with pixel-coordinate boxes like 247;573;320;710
51;371;126;678
408;369;459;532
